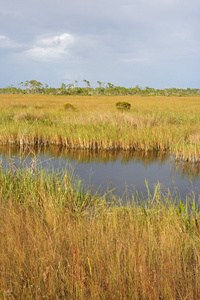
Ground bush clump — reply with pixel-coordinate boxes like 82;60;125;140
116;102;131;111
64;103;78;111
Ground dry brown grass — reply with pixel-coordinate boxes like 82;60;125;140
0;176;199;299
1;94;200;160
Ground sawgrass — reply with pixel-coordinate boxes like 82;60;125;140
1;94;200;160
1;95;200;299
0;166;200;299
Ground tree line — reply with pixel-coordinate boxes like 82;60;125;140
1;80;200;96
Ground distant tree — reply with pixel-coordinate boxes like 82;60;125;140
29;80;37;93
24;81;30;94
97;81;103;87
83;79;91;88
44;83;49;93
1;80;200;96
135;85;141;91
96;81;105;95
36;81;43;93
18;82;24;88
61;82;66;90
67;83;74;89
107;82;114;89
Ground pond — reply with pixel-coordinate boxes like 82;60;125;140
0;146;200;201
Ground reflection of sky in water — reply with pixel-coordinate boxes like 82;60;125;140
0;148;200;200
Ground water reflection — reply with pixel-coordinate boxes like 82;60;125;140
0;145;168;165
0;146;200;200
173;160;200;180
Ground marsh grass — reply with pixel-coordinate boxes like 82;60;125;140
1;95;200;298
0;164;200;299
0;95;200;160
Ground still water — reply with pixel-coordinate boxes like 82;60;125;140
0;146;200;200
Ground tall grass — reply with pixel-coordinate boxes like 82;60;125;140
0;94;200;160
0;166;200;299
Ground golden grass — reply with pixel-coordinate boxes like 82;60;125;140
1;95;200;298
0;168;200;299
1;94;200;160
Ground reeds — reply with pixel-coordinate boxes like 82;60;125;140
0;94;200;160
0;165;200;299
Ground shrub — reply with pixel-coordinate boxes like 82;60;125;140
116;102;131;111
64;103;78;111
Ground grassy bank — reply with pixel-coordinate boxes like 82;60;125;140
0;167;200;299
1;94;200;160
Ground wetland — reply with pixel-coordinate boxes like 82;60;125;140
0;94;200;299
1;146;200;201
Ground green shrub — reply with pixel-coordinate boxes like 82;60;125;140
64;103;78;111
116;102;131;111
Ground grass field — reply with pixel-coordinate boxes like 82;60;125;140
0;167;200;299
1;94;200;160
1;95;200;298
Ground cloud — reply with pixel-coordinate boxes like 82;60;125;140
1;0;199;88
24;33;74;61
0;35;22;48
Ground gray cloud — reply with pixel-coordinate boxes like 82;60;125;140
0;0;199;88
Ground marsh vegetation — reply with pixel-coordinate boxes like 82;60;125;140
1;93;200;298
0;94;200;160
0;166;200;299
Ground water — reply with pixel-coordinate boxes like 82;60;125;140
0;146;200;201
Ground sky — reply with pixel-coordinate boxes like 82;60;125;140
0;0;200;89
